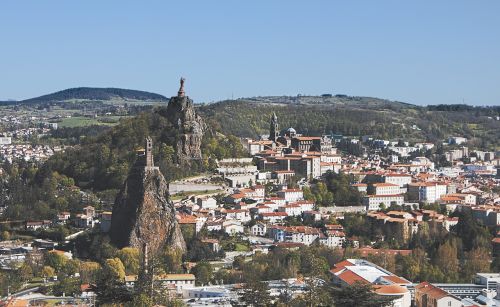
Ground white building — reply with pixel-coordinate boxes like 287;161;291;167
223;220;244;235
225;209;251;223
319;230;345;248
363;194;405;211
372;183;401;195
277;189;304;203
251;222;267;236
197;197;218;209
383;173;412;188
408;182;448;203
448;136;467;145
260;212;288;223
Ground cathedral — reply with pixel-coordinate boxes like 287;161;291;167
267;113;320;152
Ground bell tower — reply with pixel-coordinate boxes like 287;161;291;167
269;112;279;142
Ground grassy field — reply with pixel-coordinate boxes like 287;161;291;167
57;116;128;128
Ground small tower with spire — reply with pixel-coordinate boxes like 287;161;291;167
269;112;279;142
145;137;154;168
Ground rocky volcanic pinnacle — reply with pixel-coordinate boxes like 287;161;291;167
109;142;186;255
166;95;206;163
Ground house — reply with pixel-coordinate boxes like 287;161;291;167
260;212;288;223
265;197;287;207
277;189;304;203
414;282;462;307
224;209;251;223
56;212;71;224
284;226;321;245
74;214;94;228
227;193;246;204
83;206;96;218
250;204;272;215
318;230;345;248
223;220;244;235
80;284;96;299
126;274;196;293
278;204;303;217
200;239;220;253
177;214;208;233
205;218;224;232
268;225;322;245
197;197;218;209
251;222;267;236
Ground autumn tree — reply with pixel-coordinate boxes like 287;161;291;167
433;239;459;282
462;247;491;281
116;247;140;275
96;258;130;305
80;261;101;284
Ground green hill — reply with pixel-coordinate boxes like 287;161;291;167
11;87;169;105
198;96;500;149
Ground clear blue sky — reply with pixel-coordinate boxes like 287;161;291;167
1;1;499;105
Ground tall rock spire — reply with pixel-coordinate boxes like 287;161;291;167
165;77;206;163
110;137;186;256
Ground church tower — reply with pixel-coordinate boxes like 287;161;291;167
145;136;154;168
269;112;279;142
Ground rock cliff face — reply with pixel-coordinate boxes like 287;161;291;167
166;95;206;163
109;148;186;255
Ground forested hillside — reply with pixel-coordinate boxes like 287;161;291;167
198;96;500;149
40;106;245;191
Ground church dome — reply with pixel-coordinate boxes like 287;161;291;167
287;127;296;134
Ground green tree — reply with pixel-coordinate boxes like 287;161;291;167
163;248;183;273
191;261;213;286
125;293;153;307
45;251;68;272
96;258;130;305
329;282;394;307
240;281;272;307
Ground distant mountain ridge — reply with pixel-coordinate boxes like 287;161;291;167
3;87;169;105
238;94;416;109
